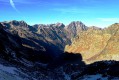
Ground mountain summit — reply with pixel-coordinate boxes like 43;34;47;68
66;21;88;38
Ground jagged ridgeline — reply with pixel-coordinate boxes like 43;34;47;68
1;20;71;58
1;21;119;79
1;20;119;63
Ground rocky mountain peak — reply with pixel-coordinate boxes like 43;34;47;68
68;21;87;29
54;23;65;28
66;21;88;38
9;20;28;28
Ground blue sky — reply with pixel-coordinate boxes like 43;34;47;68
0;0;119;28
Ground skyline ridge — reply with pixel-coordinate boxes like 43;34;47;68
1;20;118;28
1;0;119;28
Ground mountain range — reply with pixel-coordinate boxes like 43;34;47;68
0;20;119;79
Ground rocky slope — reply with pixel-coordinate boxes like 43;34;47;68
1;20;119;79
65;23;119;64
1;21;71;58
2;20;119;64
0;22;85;80
33;22;71;50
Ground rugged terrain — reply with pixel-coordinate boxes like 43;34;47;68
1;20;72;58
0;20;119;80
65;23;119;64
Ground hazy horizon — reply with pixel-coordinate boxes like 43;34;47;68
1;0;119;28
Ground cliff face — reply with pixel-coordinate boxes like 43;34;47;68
65;23;119;63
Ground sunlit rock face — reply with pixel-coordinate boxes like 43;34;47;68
65;21;88;38
65;23;119;64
